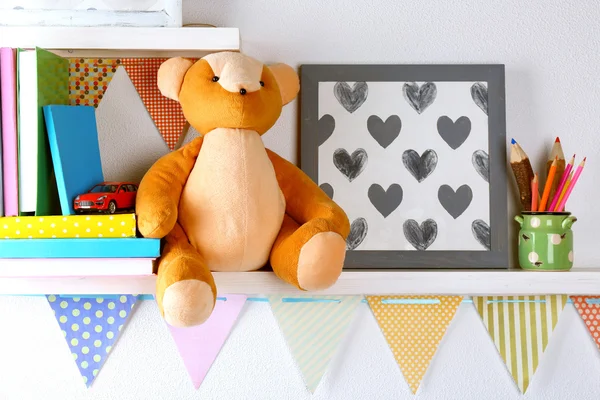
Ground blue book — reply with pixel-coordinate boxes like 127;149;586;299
0;238;160;258
42;105;104;215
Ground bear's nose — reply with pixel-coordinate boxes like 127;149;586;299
240;88;247;95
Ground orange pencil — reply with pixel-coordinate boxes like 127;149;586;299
555;171;573;211
539;156;558;211
531;174;539;211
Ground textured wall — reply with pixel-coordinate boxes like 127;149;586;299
2;0;600;398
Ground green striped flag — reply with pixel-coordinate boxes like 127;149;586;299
473;295;567;393
268;295;362;392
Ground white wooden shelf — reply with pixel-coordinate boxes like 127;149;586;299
1;269;599;295
0;26;240;57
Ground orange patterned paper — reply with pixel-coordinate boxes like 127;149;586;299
69;58;121;108
121;58;195;150
367;296;463;393
571;296;600;349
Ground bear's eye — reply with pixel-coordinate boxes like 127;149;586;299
259;81;264;87
212;76;219;82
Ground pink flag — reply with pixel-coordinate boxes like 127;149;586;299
167;294;247;389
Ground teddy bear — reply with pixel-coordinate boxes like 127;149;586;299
136;51;351;327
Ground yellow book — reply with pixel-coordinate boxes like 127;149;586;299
0;213;137;239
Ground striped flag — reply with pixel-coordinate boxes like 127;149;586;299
268;295;362;392
473;295;567;393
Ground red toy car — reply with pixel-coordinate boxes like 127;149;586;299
74;182;138;214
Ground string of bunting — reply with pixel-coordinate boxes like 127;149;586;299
13;293;599;392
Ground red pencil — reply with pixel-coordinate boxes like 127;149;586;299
531;174;539;211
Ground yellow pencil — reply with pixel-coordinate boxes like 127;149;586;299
539;156;557;211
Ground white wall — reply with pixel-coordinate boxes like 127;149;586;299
2;0;600;398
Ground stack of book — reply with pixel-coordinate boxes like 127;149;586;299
0;46;159;277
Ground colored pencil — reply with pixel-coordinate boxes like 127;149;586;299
547;137;565;202
531;174;539;211
556;157;586;211
555;171;573;212
539;156;558;211
509;139;535;211
549;154;575;211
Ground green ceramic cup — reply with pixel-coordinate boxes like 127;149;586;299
514;212;577;271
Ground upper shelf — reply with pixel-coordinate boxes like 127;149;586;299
0;26;240;57
1;269;599;295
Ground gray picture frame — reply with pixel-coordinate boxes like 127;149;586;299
300;64;508;269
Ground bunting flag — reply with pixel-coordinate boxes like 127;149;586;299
121;58;195;149
473;295;567;393
69;58;121;108
166;294;247;389
268;295;362;393
46;294;138;387
570;296;600;350
366;295;462;393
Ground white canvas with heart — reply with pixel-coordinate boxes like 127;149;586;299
317;81;490;251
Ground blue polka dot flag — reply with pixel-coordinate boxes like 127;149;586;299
46;294;138;387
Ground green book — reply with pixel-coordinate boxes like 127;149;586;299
17;47;69;216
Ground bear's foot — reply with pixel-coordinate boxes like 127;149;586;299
163;278;215;327
270;215;346;291
297;231;346;290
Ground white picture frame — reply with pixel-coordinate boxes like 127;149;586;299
0;1;182;27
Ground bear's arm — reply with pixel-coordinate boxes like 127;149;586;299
266;149;350;238
136;137;203;238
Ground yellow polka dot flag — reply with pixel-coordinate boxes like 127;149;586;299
366;295;463;394
47;295;139;387
268;295;362;393
473;295;568;393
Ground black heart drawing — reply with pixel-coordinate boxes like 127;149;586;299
368;184;403;218
333;148;368;182
319;183;334;199
317;114;335;146
472;219;491;250
472;150;489;183
334;82;368;113
367;115;402;148
437;116;472;150
438;184;473;219
471;82;488;115
402;149;438;183
402;82;437;114
403;219;438;251
347;217;368;250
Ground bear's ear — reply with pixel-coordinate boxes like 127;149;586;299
268;63;299;106
157;57;195;102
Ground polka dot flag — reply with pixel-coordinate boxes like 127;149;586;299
570;296;600;350
47;295;138;387
121;58;197;150
68;58;121;108
366;295;463;394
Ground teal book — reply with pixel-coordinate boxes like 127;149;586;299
0;238;160;258
43;105;104;215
